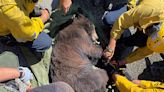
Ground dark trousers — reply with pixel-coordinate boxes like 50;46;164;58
25;32;52;52
113;30;148;60
120;31;148;47
0;32;52;52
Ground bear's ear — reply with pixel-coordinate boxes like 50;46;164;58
72;13;85;24
75;13;84;19
74;8;84;18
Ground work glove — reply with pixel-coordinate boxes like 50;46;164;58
97;62;117;85
96;58;117;76
18;67;33;85
104;63;117;77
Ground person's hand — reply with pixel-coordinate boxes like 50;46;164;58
110;60;117;65
60;0;72;14
132;80;141;86
110;59;127;66
18;67;33;85
103;38;116;62
40;9;50;23
103;47;114;61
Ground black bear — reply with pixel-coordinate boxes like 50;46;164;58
50;14;108;92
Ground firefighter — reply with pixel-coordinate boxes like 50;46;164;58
112;73;164;92
0;0;72;52
103;0;164;65
104;63;164;92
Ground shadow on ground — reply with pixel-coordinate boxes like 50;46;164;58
138;60;164;82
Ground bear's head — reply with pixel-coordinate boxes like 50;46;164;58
72;14;99;44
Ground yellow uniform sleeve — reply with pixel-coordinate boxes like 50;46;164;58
110;7;137;40
115;75;139;92
115;75;164;92
125;46;154;64
110;0;164;40
140;80;164;89
1;4;44;42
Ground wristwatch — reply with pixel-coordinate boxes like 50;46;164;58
105;47;114;53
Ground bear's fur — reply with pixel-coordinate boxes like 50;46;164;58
50;14;108;92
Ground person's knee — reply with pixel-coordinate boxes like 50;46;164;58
102;5;127;25
32;32;52;52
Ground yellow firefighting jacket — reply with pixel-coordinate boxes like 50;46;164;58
0;0;44;42
110;0;164;63
116;75;164;92
128;0;143;9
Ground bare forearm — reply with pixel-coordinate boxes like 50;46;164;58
108;37;117;50
103;37;117;60
0;68;20;82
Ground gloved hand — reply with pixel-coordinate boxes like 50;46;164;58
102;62;118;85
18;67;33;85
104;63;117;77
110;59;127;67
